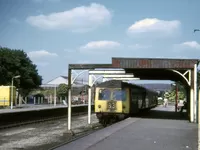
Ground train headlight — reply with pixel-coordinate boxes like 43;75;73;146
98;105;101;108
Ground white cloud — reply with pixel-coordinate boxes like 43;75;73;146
172;41;200;59
80;41;121;51
128;44;151;49
28;50;58;67
179;41;200;49
28;50;58;59
26;3;112;32
127;18;180;36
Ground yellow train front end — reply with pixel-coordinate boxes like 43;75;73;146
95;87;130;125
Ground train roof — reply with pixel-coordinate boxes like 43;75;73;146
96;80;145;90
96;80;158;95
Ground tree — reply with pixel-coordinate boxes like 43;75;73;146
166;70;200;102
166;82;186;102
57;83;68;98
30;88;54;96
0;47;42;96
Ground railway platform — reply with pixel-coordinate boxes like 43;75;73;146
54;106;198;150
0;104;66;114
0;104;94;128
0;104;93;114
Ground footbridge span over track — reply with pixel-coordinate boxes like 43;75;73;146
67;57;199;131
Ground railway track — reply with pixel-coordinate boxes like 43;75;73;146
0;111;91;130
48;121;116;150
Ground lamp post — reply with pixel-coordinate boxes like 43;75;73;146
11;75;21;109
175;84;178;112
54;84;57;106
172;83;178;112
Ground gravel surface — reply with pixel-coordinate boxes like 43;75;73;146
0;114;99;150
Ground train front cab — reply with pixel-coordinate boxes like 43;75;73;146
95;87;130;121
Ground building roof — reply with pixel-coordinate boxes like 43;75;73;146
41;75;88;87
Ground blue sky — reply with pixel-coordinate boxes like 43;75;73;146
0;0;200;84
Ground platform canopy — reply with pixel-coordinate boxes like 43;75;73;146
69;57;199;87
67;57;200;128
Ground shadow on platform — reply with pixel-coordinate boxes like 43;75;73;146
134;107;188;121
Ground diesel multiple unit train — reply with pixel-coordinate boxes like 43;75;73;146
94;80;158;125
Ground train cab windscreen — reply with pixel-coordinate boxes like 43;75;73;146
112;89;126;101
98;88;127;101
98;89;111;100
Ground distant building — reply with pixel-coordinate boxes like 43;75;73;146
40;76;88;89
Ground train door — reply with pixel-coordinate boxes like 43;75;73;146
130;88;139;114
145;93;149;108
129;88;133;114
141;91;146;109
138;95;143;109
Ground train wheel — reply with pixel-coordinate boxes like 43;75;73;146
115;117;119;122
99;118;107;127
102;119;107;127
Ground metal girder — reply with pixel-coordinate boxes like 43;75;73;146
69;64;113;69
103;77;140;80
89;70;126;74
71;70;88;84
103;74;134;78
194;64;197;123
103;77;140;82
170;69;191;86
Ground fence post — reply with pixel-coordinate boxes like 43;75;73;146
19;96;21;106
41;97;43;104
38;97;40;104
25;97;27;104
34;97;36;105
60;97;62;104
48;96;50;104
